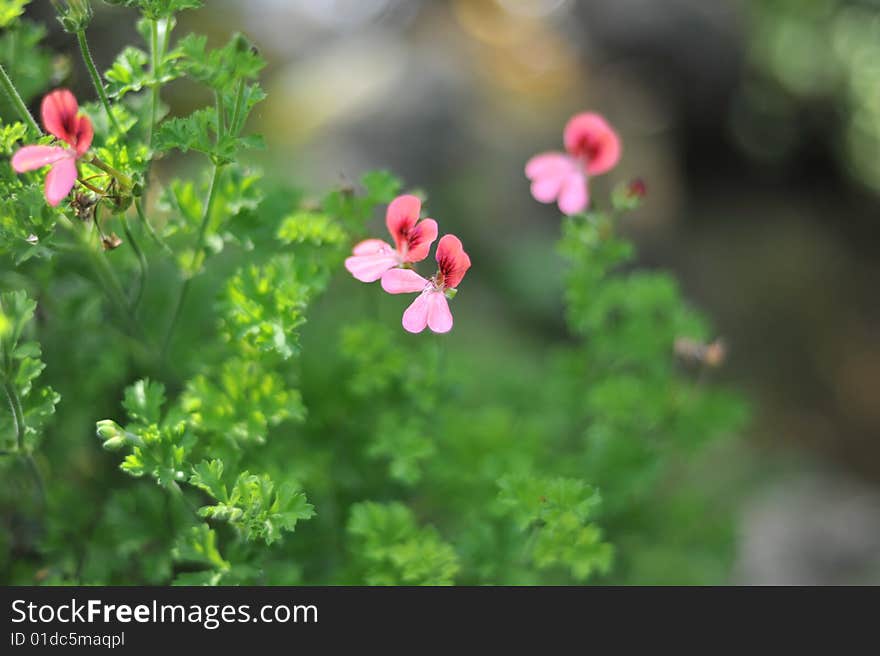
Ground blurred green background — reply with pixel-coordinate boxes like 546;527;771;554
15;0;880;583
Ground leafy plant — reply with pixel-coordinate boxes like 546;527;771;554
0;1;748;585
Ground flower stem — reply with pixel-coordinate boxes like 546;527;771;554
229;78;246;136
0;63;41;135
76;29;121;133
3;378;25;452
148;18;160;146
120;213;147;312
88;155;133;189
3;378;45;507
134;197;173;258
161;162;224;358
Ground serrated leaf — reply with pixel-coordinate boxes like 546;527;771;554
122;379;166;426
347;502;459;585
189;459;226;501
172;523;229;571
104;46;150;99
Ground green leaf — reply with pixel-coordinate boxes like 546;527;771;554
155;108;266;163
189;459;226;501
0;0;28;29
497;474;613;582
0;122;27;155
103;0;202;19
361;170;403;204
173;523;230;571
0;18;53;104
0;291;59;451
177;32;265;92
0;184;62;264
104;46;150;99
196;472;315;545
218;257;310;361
367;414;435;485
182;358;305;445
115;421;195;487
347;502;460;585
154;108;218;157
276;212;347;247
122;379;166;426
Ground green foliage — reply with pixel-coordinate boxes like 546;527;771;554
0;1;749;587
0;291;60;452
497;475;613;581
0;17;54;113
103;0;202;19
347;502;460;585
104;46;151;99
0;0;27;29
218;258;310;361
195;470;315;545
182;358;305;445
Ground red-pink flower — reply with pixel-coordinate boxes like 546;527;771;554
11;89;94;207
381;234;471;334
345;194;439;282
525;112;621;215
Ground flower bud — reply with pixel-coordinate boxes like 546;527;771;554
95;419;143;450
101;233;123;251
611;178;647;213
96;419;125;448
51;0;93;34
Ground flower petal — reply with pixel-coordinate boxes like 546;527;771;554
381;268;429;294
426;292;453;333
526;153;578;204
530;172;566;204
41;89;79;144
11;145;70;173
44;157;78;207
525;152;572;180
435;234;471;290
352;238;393;256
386;194;421;252
74;113;94;156
403;217;438;263
344;252;399;282
402;291;431;333
563;112;621;176
557;171;589;216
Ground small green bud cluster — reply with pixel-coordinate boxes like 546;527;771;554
51;0;93;34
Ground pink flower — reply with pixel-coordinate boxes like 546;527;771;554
381;234;471;334
344;194;439;282
11;89;94;207
525;112;621;215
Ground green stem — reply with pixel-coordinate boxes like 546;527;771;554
0;63;41;135
193;163;223;254
3;379;45;506
24;454;46;507
161;162;224;357
229;79;246;136
88;156;132;188
76;30;121;133
77;213;139;335
160;17;171;60
215;92;226;137
135;197;173;258
149;18;160;146
4;378;25;452
120;213;147;312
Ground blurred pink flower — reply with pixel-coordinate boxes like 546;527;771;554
11;89;94;207
345;194;438;282
381;234;471;334
525;112;621;215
